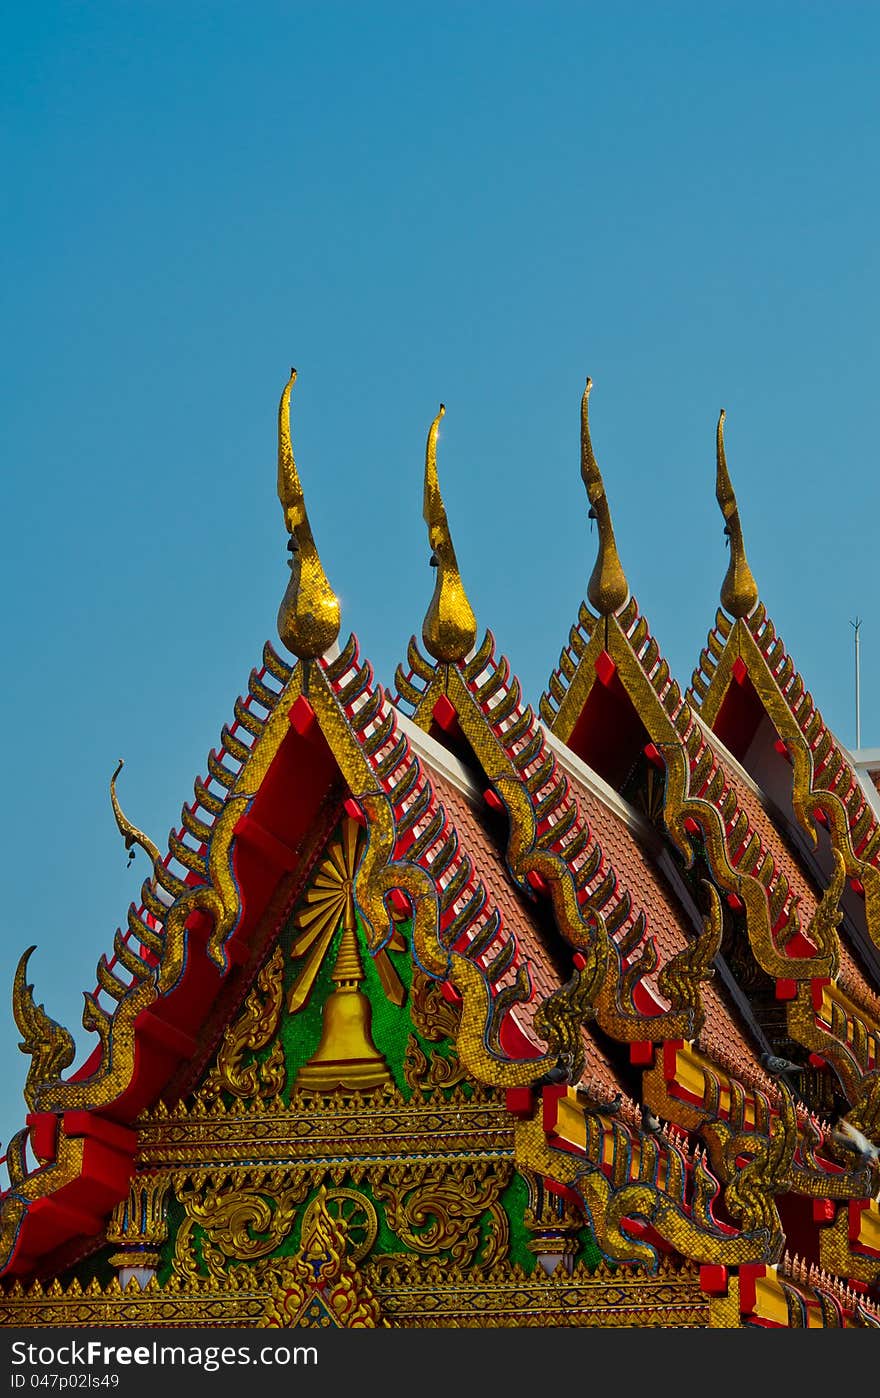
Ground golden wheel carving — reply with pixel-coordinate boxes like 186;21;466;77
301;1188;377;1263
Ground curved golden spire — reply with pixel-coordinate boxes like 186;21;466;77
421;404;477;663
580;378;628;616
276;369;341;659
110;758;162;868
716;409;759;619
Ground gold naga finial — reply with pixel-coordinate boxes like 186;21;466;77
580;377;629;616
421;404;477;663
12;946;76;1111
716;408;759;619
276;369;341;659
110;758;162;869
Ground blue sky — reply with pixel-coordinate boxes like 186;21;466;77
2;2;879;1151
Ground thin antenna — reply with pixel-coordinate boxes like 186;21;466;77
852;617;862;751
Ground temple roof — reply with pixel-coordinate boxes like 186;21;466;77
3;373;880;1325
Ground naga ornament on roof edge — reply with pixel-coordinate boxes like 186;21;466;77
12;947;76;1111
421;404;477;663
716;409;759;620
276;369;341;659
580;378;629;617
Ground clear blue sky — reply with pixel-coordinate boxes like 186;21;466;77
2;2;879;1152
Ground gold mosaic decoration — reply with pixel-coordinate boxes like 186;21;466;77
714;409;759;620
580;377;629;616
12;946;75;1111
421;403;477;663
276;369;341;660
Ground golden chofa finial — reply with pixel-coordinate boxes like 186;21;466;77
276;369;341;659
421;404;477;663
580;378;629;616
716;409;759;620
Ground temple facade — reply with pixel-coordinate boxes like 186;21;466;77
2;372;880;1329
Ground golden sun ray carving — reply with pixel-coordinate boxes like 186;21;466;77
288;819;405;1015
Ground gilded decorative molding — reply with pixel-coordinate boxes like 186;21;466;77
136;1081;513;1170
402;1037;466;1092
819;1201;880;1286
420;404;477;664
275;369;341;660
0;1252;714;1329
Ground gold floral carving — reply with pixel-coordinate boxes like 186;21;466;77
260;1186;383;1328
174;1170;311;1281
409;969;461;1042
372;1160;511;1268
201;946;286;1102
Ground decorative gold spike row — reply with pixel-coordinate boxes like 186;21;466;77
335;659;374;709
698;614;880;955
194;775;224;818
111;929;153;983
221;723;252;765
276;368;341;660
322;633;358;683
573;613;841;982
180;802;213;846
12;947;76;1111
248;669;282;712
394;666;426;710
168;828;207;879
229;699;260;743
421;405;477;664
